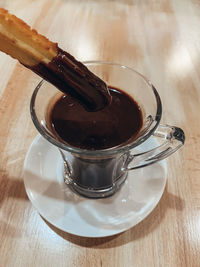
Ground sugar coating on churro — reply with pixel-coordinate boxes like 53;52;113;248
0;8;58;66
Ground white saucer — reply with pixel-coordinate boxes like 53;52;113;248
23;135;167;238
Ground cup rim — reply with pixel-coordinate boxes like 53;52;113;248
30;61;162;156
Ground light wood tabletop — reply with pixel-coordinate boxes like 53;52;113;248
0;0;199;266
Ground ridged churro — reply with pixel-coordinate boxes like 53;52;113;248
0;8;110;111
0;8;58;66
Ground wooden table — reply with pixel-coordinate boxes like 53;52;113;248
0;0;199;266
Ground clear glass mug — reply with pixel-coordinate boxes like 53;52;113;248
30;62;185;198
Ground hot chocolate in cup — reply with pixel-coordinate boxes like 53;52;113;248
30;61;185;198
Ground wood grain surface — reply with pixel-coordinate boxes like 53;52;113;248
0;0;199;266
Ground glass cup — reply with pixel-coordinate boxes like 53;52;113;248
30;62;185;198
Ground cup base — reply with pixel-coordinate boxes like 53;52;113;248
64;171;128;199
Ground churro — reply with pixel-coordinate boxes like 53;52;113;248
0;8;110;111
0;8;57;66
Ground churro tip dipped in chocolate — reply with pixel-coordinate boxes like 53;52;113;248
0;8;111;111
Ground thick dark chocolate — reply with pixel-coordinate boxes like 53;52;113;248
48;86;143;150
27;48;111;111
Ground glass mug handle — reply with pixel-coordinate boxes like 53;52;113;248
122;124;185;171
